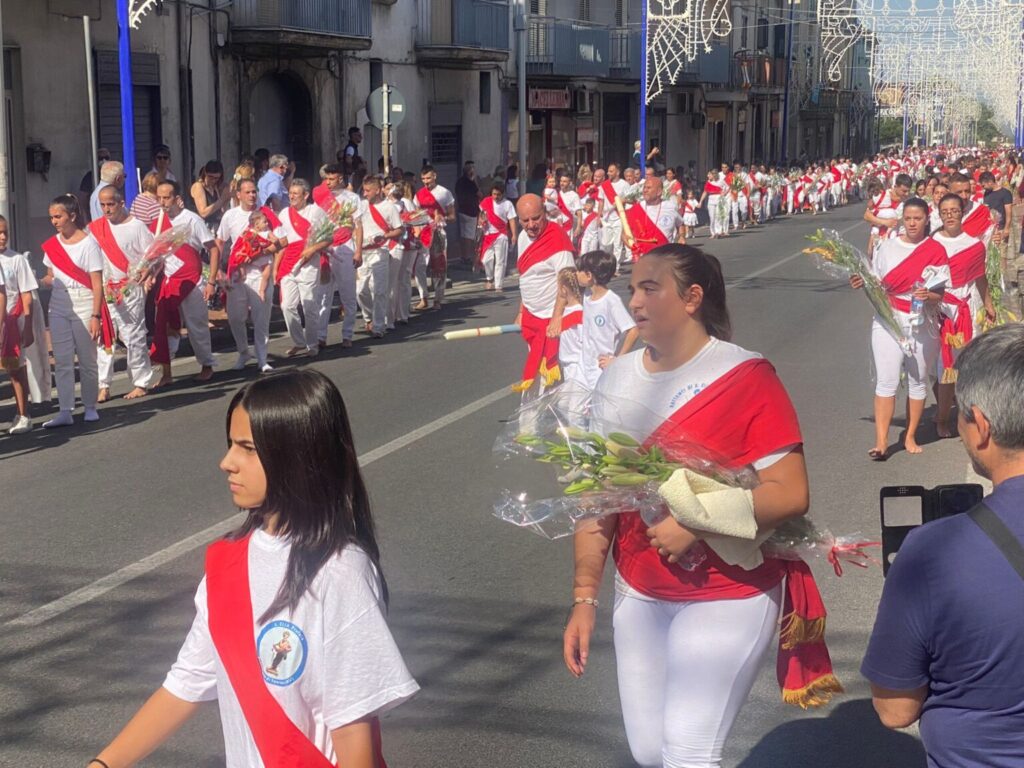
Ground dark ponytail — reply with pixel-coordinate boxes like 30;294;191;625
645;244;732;341
49;193;86;230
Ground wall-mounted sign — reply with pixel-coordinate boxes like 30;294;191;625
528;88;571;110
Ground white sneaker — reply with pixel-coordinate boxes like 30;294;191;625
260;363;274;373
43;411;74;429
8;415;32;434
84;408;100;422
232;354;252;371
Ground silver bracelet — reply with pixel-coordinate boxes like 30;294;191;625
573;597;599;608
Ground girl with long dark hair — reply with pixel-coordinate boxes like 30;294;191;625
91;370;418;768
563;245;825;767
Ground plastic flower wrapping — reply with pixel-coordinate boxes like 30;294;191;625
493;384;879;576
804;229;915;355
104;223;191;306
978;233;1018;331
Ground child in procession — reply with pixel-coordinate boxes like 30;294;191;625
89;370;419;768
576;250;640;391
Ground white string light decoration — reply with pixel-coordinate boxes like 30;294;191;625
129;0;158;29
645;0;732;103
818;0;864;83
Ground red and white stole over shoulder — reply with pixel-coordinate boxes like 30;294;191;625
88;217;131;275
624;201;670;259
879;238;948;312
40;235;115;351
961;202;994;243
517;220;574;276
555;191;573;232
276;207;312;283
704;181;722;195
415;186;444;248
936;233;986;382
479;197;508;256
612;357;840;708
151;214;203;286
942;235;986;288
206;536;387;768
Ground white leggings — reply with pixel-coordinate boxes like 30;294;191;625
871;320;937;399
613;582;781;768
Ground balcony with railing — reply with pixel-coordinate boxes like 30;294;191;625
230;0;372;52
527;17;610;78
730;52;787;91
609;25;641;79
416;0;510;65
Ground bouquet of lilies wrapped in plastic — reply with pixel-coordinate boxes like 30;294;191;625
493;385;879;575
804;229;914;354
104;222;191;306
978;236;1019;331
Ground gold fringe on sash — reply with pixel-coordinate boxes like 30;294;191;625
511;378;534;393
944;331;965;350
782;674;845;709
779;611;827;650
941;367;958;384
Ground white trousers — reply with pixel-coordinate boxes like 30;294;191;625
871;318;938;399
226;266;273;366
319;247;357;343
357;248;389;331
601;219;627;266
411;247;429;304
179;286;216;367
580;227;601;255
482;236;509;289
384;249;403;329
394;246;417;323
280;271;321;351
49;288;99;412
707;196;727;236
98;288;154;389
614;583;781;768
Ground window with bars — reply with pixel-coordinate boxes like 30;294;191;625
578;0;590;20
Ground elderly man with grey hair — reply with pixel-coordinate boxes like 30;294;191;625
90;160;125;222
861;323;1024;766
258;153;293;211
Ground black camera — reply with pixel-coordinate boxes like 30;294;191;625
880;484;985;575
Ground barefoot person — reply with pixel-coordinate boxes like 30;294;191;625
415;165;455;310
851;197;945;457
91;186;156;401
40;194;109;428
564;245;832;766
89;370;418;768
150;181;219;387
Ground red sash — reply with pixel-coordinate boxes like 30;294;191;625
580;211;598;235
513;307;563;391
228;230;272;280
0;287;24;365
366;203;392;247
41;235;115;352
276;207;312;283
312;185;354;247
612;358;839;707
261;206;282;230
89;217;131;276
667;180;682;197
479;197;509;258
517;221;574;276
704;182;721;195
206;536;387;768
150;214;203;287
946;239;986;287
578;181;596;200
962;203;993;240
415;186;445;248
880;238;948;312
624;202;670;259
555;191;573;233
684;201;697;216
600;180;620;210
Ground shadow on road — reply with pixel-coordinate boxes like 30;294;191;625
737;699;926;768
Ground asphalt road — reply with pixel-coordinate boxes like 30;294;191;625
1;203;972;767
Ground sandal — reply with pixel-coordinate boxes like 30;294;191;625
867;448;889;462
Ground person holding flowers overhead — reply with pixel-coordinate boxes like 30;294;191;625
563;244;838;768
850;198;946;458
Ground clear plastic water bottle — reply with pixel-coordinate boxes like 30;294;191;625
909;281;924;327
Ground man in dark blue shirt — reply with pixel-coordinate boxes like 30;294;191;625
862;324;1024;766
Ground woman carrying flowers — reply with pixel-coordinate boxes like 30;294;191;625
563;244;837;768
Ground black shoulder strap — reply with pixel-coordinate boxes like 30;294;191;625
968;502;1024;582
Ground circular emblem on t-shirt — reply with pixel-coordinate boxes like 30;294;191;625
594;315;607;327
257;620;308;687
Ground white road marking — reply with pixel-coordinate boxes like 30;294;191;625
5;386;514;628
8;216;867;628
726;220;864;288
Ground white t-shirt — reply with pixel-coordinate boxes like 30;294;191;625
43;235;103;293
281;204;328;278
638;200;684;242
600;179;630;222
482;199;515;238
932;230;984;309
545;189;581;225
592;338;793;471
100;217;155;279
580;290;636;390
163;530;419;768
559;302;584;384
0;249;38;297
359;199;402;247
425;184;455;212
171;208;217;253
516;227;577;317
219;206;284;271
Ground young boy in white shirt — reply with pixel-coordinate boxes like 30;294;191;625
576;249;640;390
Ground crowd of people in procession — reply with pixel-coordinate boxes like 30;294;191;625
80;136;1024;768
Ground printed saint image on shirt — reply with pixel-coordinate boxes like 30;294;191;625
256;620;308;686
